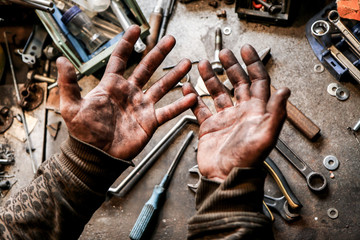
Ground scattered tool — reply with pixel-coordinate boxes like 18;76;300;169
211;27;223;74
19;82;44;111
0;144;15;165
158;0;176;42
108;115;197;195
275;138;327;192
110;0;146;53
143;0;164;56
3;32;38;174
129;131;194;240
9;0;54;13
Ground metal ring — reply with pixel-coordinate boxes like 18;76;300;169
328;10;340;23
327;208;339;219
223;27;232;36
335;87;350;101
314;64;324;73
311;20;330;37
323;155;339;170
307;172;327;192
327;83;339;96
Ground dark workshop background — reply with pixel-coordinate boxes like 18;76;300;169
1;0;359;239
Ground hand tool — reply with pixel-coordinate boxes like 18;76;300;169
263;157;302;209
3;32;38;174
129;131;194;240
275;138;327;192
110;0;146;53
263;195;299;221
9;0;54;13
143;0;163;56
328;10;360;58
108;115;197;195
328;45;360;84
157;0;176;42
211;27;223;74
222;48;321;141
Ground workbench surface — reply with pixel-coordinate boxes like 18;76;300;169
2;0;360;239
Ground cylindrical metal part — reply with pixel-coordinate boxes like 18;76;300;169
110;0;146;53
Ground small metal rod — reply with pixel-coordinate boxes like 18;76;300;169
10;0;54;13
23;0;53;8
3;32;38;174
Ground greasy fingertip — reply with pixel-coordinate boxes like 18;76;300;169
56;57;77;85
182;82;197;96
267;87;291;117
240;44;260;64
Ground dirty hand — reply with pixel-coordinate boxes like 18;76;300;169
182;45;290;182
57;25;197;160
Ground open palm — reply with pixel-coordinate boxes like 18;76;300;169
57;26;197;160
183;45;290;181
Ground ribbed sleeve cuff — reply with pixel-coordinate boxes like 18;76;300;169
58;135;134;193
196;167;266;215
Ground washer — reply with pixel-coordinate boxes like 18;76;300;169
323;155;339;170
327;83;339;96
327;208;339;219
335;87;350;101
314;64;324;73
223;27;232;36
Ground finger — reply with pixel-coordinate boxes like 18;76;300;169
241;44;270;102
198;60;233;112
155;93;197;125
104;25;141;75
266;87;291;136
129;35;176;88
219;49;251;103
146;59;191;103
182;82;212;124
56;57;81;115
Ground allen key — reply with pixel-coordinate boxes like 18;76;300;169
108;115;197;196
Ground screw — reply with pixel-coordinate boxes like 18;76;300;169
211;27;223;74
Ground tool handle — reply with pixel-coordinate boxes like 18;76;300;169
263;157;302;209
143;11;163;56
262;201;275;222
129;185;165;240
270;85;320;141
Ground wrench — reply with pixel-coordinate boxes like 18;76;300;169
263;195;300;221
275;138;327;192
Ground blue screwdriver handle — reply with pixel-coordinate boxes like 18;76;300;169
129;185;165;240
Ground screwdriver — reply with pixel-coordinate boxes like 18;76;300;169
129;131;194;240
157;0;176;42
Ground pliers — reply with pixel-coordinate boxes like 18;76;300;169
188;157;302;222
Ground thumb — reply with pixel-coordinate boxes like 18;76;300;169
266;87;291;136
56;57;82;116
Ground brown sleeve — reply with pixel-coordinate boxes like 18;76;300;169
0;135;133;239
188;168;273;240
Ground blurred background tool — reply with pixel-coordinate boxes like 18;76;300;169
143;0;163;56
157;0;176;42
9;0;54;13
129;131;194;240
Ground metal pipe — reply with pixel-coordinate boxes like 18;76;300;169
3;32;38;174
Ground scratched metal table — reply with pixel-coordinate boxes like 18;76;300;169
2;0;360;239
